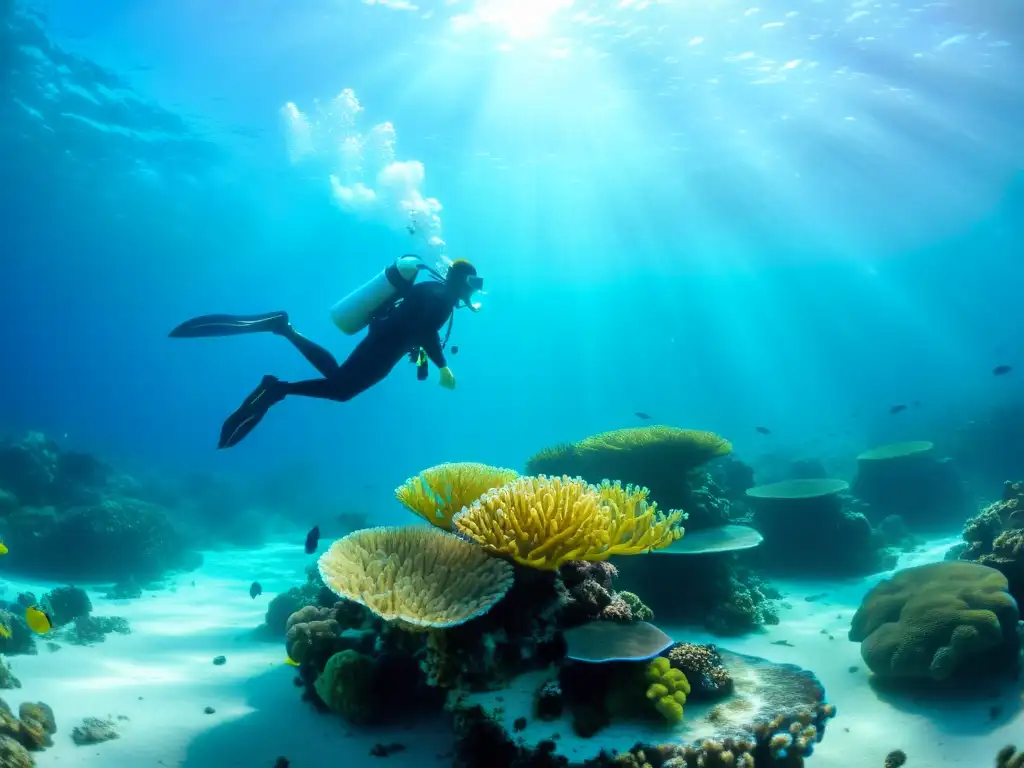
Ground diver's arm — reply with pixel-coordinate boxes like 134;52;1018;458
422;331;447;369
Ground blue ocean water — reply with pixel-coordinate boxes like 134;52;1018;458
3;0;1021;500
1;1;1023;765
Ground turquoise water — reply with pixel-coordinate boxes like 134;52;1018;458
1;0;1023;766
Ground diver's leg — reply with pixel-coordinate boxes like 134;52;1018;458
281;337;403;403
218;375;287;449
275;324;340;378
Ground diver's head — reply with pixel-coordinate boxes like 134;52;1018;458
445;258;484;310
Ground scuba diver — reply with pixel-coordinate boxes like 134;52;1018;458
169;256;483;449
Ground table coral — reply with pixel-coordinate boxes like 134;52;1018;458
318;526;514;629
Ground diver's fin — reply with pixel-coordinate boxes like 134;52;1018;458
218;375;283;449
169;311;289;338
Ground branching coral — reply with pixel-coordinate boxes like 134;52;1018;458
395;462;519;530
452;476;684;570
645;656;690;723
318;526;514;629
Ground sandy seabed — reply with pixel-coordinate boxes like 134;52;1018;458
3;538;1020;768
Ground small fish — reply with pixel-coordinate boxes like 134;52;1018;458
0;625;11;640
274;758;291;768
249;582;262;599
889;404;907;414
304;526;320;555
25;606;52;635
771;639;794;647
450;345;459;355
284;656;300;667
634;412;651;420
0;542;7;555
993;365;1013;376
755;426;771;435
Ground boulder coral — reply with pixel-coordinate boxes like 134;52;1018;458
849;561;1020;684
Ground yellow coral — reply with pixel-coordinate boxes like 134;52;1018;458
645;656;690;723
526;426;732;482
317;526;514;630
452;475;684;570
395;462;519;530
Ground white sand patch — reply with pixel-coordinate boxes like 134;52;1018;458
2;536;1019;767
1;545;450;767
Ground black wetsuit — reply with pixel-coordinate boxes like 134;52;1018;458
278;280;457;402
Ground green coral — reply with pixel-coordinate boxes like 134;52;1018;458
619;592;654;621
313;650;379;724
849;561;1020;683
645;656;690;723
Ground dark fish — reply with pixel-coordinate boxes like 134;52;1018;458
273;759;290;768
889;404;907;414
755;426;771;435
304;526;320;555
993;365;1012;376
634;412;651;420
771;639;794;647
249;581;262;599
450;345;459;355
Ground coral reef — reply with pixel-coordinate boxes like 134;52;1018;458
849;561;1020;685
667;643;733;700
998;746;1024;768
452;649;836;768
70;717;118;745
616;555;779;637
644;656;690;722
526;427;732;522
852;441;971;532
950;481;1024;605
559;561;652;626
0;697;57;753
745;478;894;577
41;586;91;627
313;650;379;723
318;526;514;629
395;462;518;530
0;609;36;656
262;564;335;636
453;477;684;570
0;432;200;581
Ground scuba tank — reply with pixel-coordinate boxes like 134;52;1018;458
329;255;422;335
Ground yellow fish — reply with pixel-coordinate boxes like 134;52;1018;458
0;625;10;640
284;657;300;667
25;606;52;635
0;542;8;555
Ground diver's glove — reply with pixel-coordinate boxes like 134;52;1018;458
439;366;456;390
